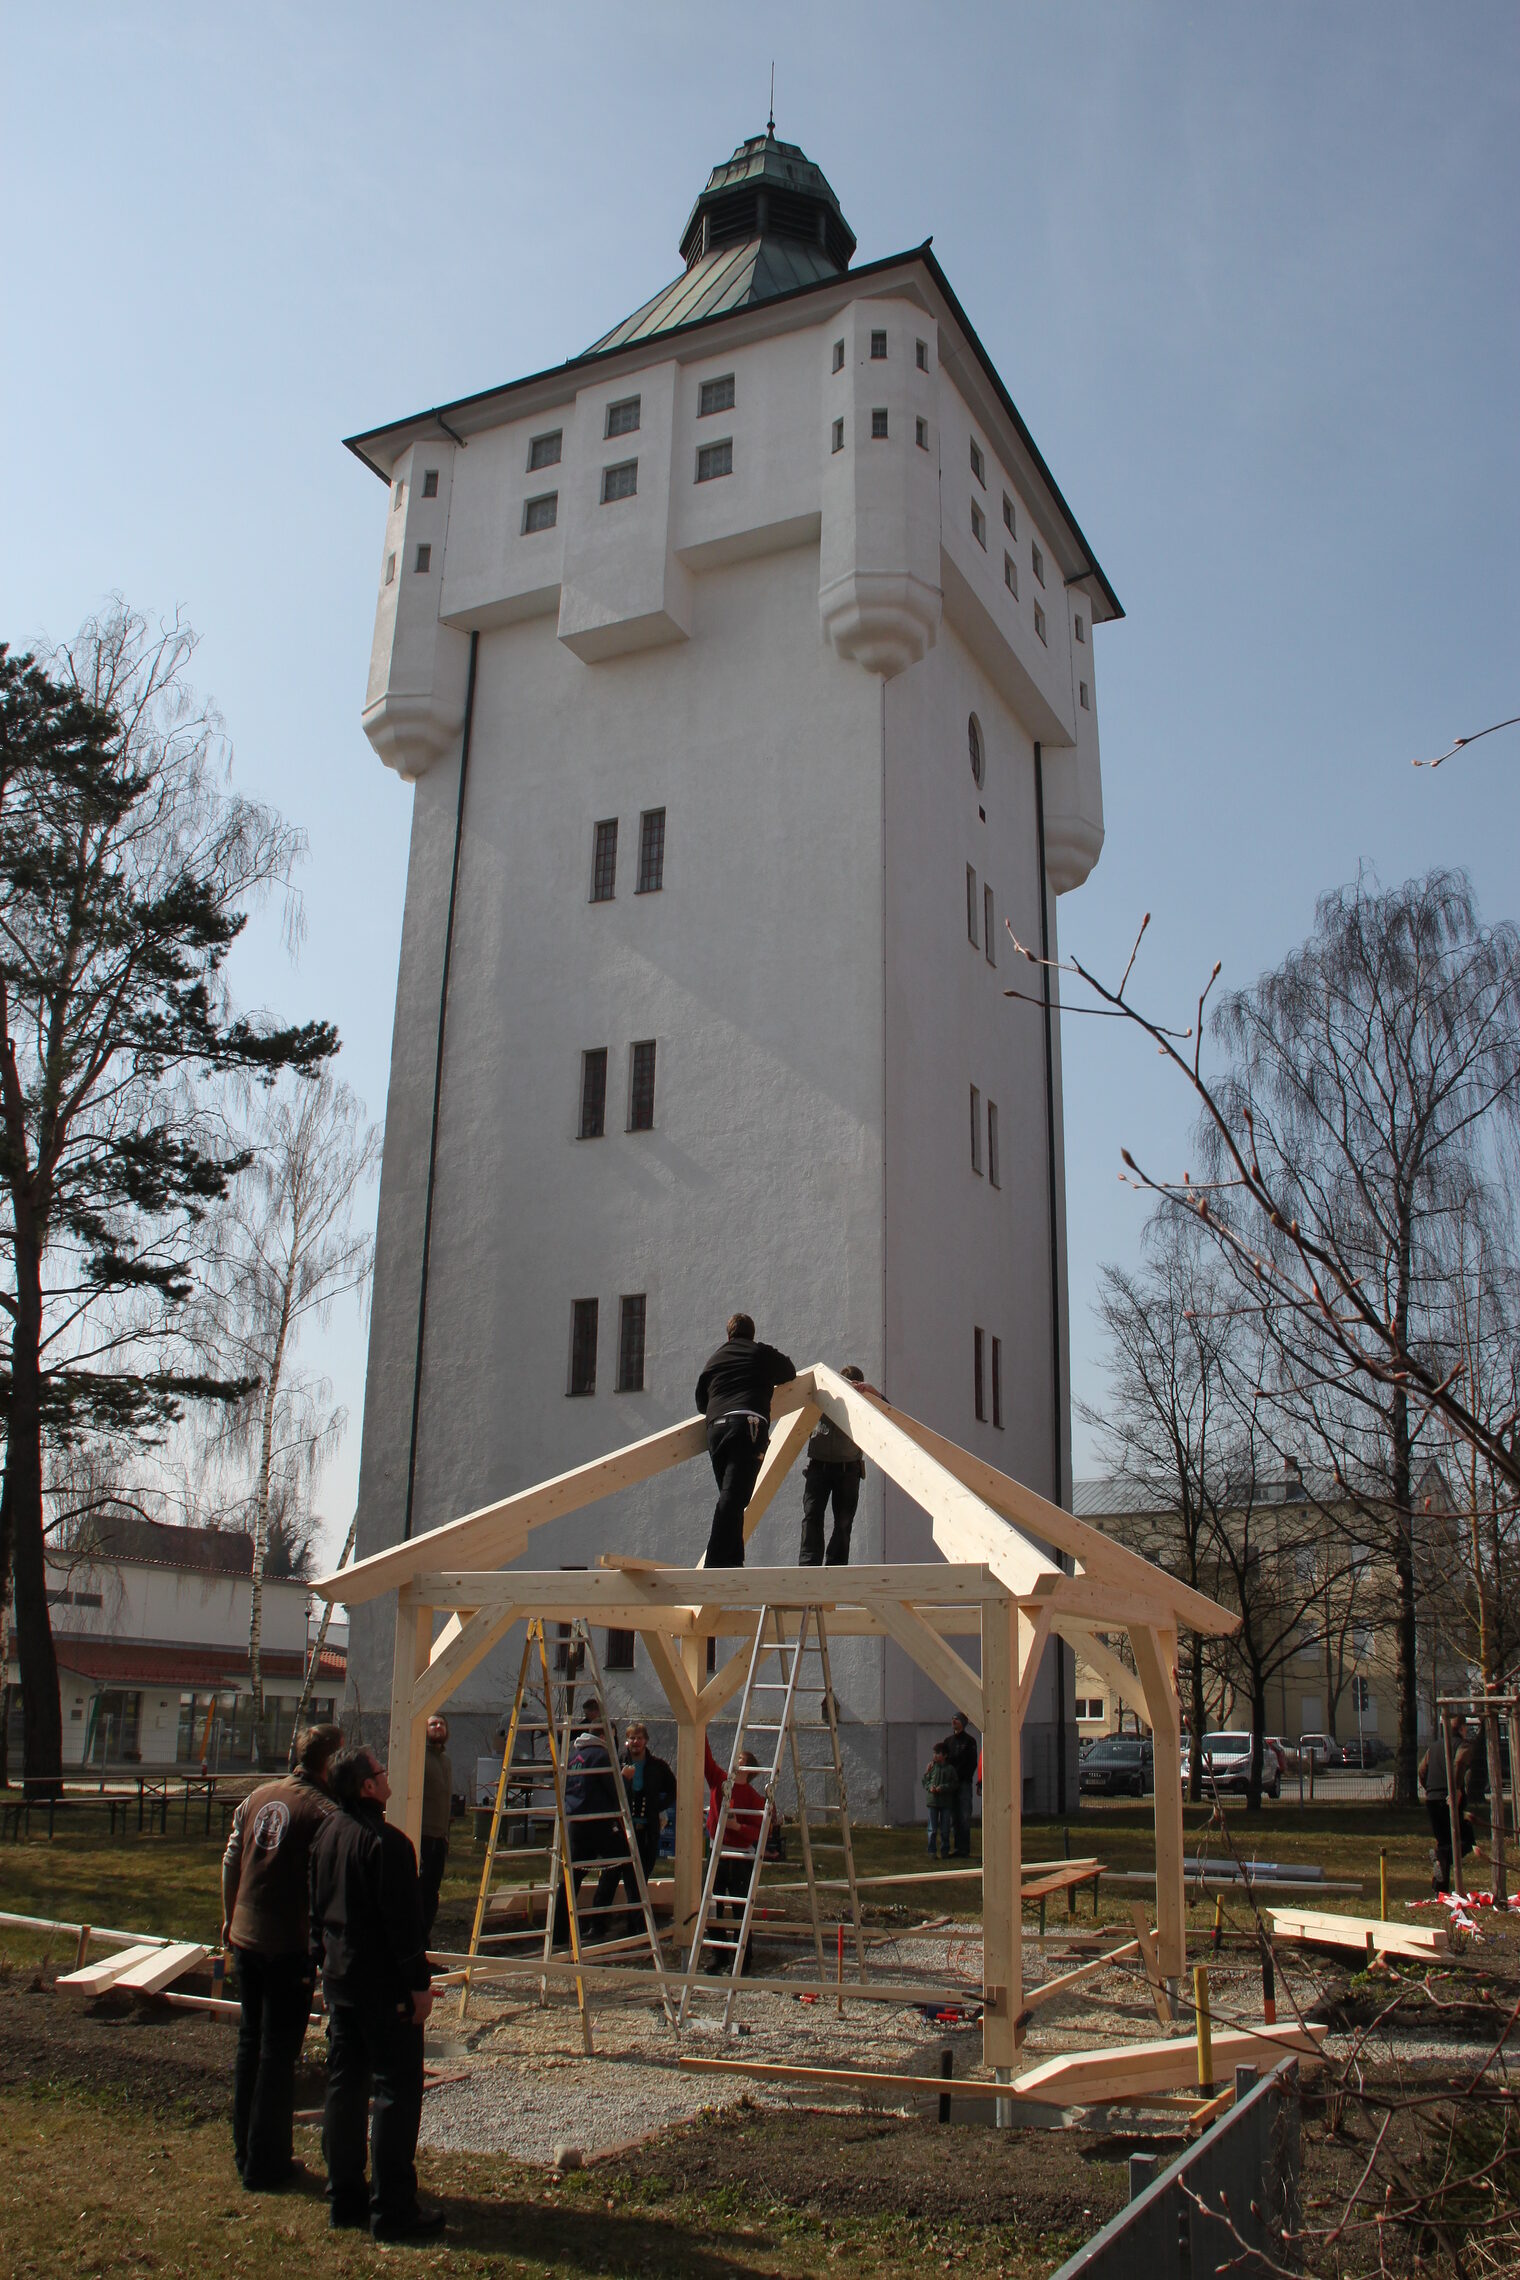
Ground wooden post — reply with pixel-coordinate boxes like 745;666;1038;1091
981;1594;1022;2073
386;1587;432;1848
1133;1624;1185;1986
674;1633;706;1953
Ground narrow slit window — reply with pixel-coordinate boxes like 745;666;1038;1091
916;339;930;372
528;430;563;470
1034;600;1047;644
1074;613;1086;643
970;1084;982;1174
832;417;845;453
578;1048;608;1139
695;439;732;482
987;1100;1000;1189
605;1628;636;1669
871;407;889;439
968;714;984;786
616;1293;647;1393
984;884;996;964
1079;680;1091;710
591;818;618;902
422;469;439;498
870;328;887;359
1031;541;1045;587
915;417;928;450
1003;492;1016;536
966;863;978;944
971;500;986;548
413;543;432;572
1003;551;1018;597
568;1298;599;1396
974;1327;986;1422
992;1335;1004;1428
602;459;638;502
523;492;558;533
393;481;405;509
969;438;986;487
636;807;665;894
628;1039;657;1131
605;395;641;438
384;553;396;585
698;374;735;416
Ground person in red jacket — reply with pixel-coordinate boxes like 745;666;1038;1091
703;1737;768;1973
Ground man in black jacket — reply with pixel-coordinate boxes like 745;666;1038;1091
549;1707;628;1949
308;1746;442;2242
942;1713;980;1860
799;1365;867;1566
601;1720;676;1941
695;1313;796;1567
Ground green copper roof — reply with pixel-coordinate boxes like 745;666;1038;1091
589;130;856;354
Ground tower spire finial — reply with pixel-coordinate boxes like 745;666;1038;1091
767;63;775;137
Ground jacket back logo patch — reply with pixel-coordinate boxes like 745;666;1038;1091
250;1799;291;1853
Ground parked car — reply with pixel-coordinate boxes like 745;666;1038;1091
1184;1732;1282;1799
1339;1735;1393;1769
1080;1736;1154;1796
1298;1733;1342;1770
1265;1736;1298;1774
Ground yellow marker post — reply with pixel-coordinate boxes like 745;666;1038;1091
1379;1848;1388;1921
1193;1962;1214;2092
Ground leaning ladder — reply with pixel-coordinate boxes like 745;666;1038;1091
457;1618;670;2047
677;1603;867;2033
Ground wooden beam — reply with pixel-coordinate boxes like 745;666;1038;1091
1021;1575;1182;1633
1127;1905;1174;2028
980;1594;1022;2070
640;1628;698;1724
1016;1605;1054;1724
1017;1940;1140;2019
679;2056;1000;2100
875;1600;984;1726
386;1588;432;1847
1131;1625;1185;1984
1057;1624;1151;1727
412;1603;517;1720
741;1403;818;1545
408;1563;1001;1612
1264;1907;1452;1962
1010;2023;1328;2107
55;1941;163;1994
111;1941;207;1995
697;1628;758;1721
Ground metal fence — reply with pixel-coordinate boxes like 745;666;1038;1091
1051;2057;1301;2280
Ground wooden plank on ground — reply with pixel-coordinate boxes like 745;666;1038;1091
1010;2021;1328;2107
1265;1907;1452;1961
55;1941;163;1993
680;2056;999;2099
113;1940;208;1993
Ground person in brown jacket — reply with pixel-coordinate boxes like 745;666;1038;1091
221;1722;341;2190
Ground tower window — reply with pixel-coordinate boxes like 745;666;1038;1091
605;396;641;438
695;439;732;482
568;1299;599;1397
605;1627;636;1669
1075;613;1086;643
413;543;432;573
523;492;558;533
974;1327;986;1422
384;553;396;585
1079;680;1091;711
628;1040;657;1132
1034;601;1047;644
915;417;928;450
578;1048;608;1139
422;469;439;498
590;818;618;902
966;863;978;944
871;408;889;440
832;338;845;373
970;1084;983;1174
870;329;887;359
984;884;996;964
987;1100;1000;1189
528;430;563;470
698;374;735;416
1031;542;1045;587
832;418;845;454
969;439;986;487
617;1294;647;1393
392;481;405;509
971;501;986;548
1002;492;1016;537
992;1335;1004;1429
1003;552;1018;598
968;714;984;787
636;807;666;894
916;339;930;372
602;459;638;502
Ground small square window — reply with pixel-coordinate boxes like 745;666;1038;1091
602;459;638;503
1074;614;1086;643
698;374;735;416
1003;551;1018;597
606;395;641;438
971;501;986;548
966;863;978;945
1002;492;1016;537
832;417;845;454
870;329;887;360
628;1039;657;1132
1034;600;1047;644
695;438;732;482
579;1048;608;1139
832;338;845;373
987;1100;1000;1189
915;417;928;450
916;339;930;372
616;1293;647;1393
974;1326;986;1422
871;407;889;440
970;1084;982;1174
1079;680;1090;711
384;553;396;585
422;469;439;498
1031;541;1045;587
591;818;618;902
413;543;431;573
523;492;558;534
568;1298;598;1397
528;430;563;471
984;884;996;964
969;439;985;487
605;1627;636;1669
992;1334;1004;1429
636;807;665;894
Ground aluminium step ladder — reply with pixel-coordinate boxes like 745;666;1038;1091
677;1603;867;2034
458;1617;671;2048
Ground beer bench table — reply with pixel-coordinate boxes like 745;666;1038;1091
1023;1858;1105;1931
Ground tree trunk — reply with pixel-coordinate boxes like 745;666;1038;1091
291;1516;355;1729
1389;1211;1420;1808
5;1231;62;1799
246;1285;292;1769
1188;1629;1206;1803
1247;1675;1267;1814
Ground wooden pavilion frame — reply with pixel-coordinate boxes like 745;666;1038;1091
317;1365;1236;2073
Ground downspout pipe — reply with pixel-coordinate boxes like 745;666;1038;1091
402;628;480;1543
1033;741;1069;1814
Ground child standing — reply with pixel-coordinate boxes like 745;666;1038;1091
922;1742;959;1860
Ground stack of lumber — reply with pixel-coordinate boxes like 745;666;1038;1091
1008;2021;1328;2107
1264;1906;1451;1960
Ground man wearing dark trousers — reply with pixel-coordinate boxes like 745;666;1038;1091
308;1746;442;2242
221;1721;340;2191
695;1313;796;1568
549;1707;629;1949
942;1713;980;1859
799;1364;867;1565
602;1720;677;1940
418;1714;454;1944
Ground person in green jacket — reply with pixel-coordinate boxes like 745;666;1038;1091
922;1743;959;1860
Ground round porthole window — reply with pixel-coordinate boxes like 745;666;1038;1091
968;713;985;788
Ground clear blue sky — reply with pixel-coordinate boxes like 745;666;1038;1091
5;4;1516;1561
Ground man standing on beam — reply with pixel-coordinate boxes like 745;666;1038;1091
694;1312;796;1568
